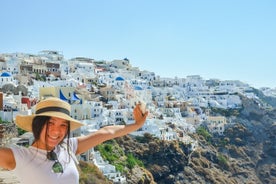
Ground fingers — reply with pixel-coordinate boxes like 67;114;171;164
137;101;146;114
133;104;148;119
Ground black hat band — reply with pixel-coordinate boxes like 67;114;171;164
36;107;70;116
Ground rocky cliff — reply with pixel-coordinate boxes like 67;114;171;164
96;93;276;184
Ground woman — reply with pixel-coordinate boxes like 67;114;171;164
0;97;148;183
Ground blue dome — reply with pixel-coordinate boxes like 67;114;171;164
134;85;143;90
1;72;12;77
115;76;124;81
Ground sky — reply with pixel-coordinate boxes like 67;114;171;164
1;0;275;89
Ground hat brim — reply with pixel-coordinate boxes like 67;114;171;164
16;111;84;132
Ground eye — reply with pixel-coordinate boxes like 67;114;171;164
60;123;68;128
48;121;55;126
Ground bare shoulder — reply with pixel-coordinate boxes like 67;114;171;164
0;147;16;170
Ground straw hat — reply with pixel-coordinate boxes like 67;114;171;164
16;97;84;132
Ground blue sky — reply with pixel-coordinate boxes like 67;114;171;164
1;0;275;89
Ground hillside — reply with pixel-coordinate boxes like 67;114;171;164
93;93;276;184
0;89;275;183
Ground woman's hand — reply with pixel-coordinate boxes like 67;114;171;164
133;103;148;127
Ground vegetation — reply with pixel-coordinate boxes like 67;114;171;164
217;153;229;169
95;139;144;173
126;153;144;169
17;127;27;136
35;72;46;81
207;107;240;117
196;126;212;142
78;160;111;184
0;117;10;124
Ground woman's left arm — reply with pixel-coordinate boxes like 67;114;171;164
76;104;148;154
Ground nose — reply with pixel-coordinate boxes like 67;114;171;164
48;124;61;134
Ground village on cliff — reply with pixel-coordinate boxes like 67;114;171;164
0;50;275;183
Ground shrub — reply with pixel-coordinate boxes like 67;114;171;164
196;126;212;142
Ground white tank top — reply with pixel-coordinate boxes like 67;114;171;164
11;138;79;184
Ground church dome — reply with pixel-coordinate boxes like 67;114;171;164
115;76;124;81
1;72;12;77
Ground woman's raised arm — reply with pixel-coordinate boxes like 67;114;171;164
76;104;148;154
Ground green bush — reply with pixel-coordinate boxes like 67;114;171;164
196;126;212;142
217;153;229;169
96;141;144;172
126;153;144;169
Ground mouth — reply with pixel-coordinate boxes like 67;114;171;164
48;135;60;141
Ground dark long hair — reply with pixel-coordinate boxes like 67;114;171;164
32;116;71;152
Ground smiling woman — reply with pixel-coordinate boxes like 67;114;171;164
0;97;148;184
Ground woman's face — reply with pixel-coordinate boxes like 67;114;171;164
37;117;69;150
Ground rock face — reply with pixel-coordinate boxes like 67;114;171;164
126;166;155;184
113;94;276;184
